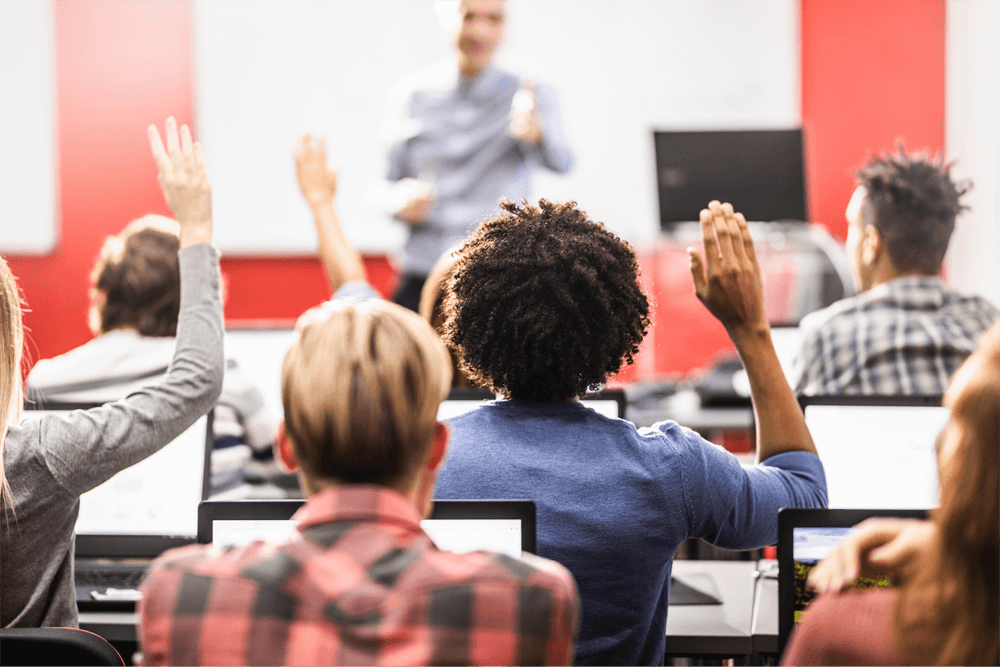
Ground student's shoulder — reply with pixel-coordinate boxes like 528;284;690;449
415;547;578;606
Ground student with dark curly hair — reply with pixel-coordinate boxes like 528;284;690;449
435;199;828;665
792;146;999;395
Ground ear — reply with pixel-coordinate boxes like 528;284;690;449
275;421;299;473
426;421;449;473
861;225;883;266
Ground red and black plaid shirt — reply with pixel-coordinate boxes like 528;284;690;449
138;486;579;665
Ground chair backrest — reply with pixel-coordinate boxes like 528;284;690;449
0;627;124;666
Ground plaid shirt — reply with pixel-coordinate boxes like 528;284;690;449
138;486;579;666
792;276;999;395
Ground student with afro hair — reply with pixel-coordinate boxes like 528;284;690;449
435;199;828;665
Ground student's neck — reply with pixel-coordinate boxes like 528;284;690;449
867;268;937;291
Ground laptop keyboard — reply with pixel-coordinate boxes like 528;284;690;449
75;562;147;591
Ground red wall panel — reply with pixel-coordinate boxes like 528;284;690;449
801;0;945;241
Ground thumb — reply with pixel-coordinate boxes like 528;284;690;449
688;247;706;293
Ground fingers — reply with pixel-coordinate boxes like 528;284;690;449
699;206;719;269
711;201;740;258
147;124;171;179
193;142;207;179
735;212;759;270
180;123;195;178
164;116;181;160
688;247;706;294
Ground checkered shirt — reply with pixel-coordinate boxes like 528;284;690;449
138;486;579;666
792;276;999;395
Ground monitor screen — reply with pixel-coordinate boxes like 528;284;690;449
75;413;210;537
791;526;893;626
803;404;949;509
654;129;806;226
212;517;523;558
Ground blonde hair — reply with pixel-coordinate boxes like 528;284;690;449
281;298;452;490
0;255;24;512
894;322;1000;665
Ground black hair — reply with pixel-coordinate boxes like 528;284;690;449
856;145;971;274
442;199;650;402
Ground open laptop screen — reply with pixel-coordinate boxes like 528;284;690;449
778;508;928;653
201;499;535;559
800;396;948;509
73;412;212;539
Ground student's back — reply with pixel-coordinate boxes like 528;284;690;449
434;199;827;664
1;119;223;627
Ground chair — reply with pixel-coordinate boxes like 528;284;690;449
0;627;124;666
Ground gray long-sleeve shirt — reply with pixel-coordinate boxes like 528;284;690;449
384;63;574;275
1;243;224;628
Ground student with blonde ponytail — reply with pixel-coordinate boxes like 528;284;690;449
1;117;224;628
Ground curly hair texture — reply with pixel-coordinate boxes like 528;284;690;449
442;199;650;402
856;145;971;275
91;215;181;337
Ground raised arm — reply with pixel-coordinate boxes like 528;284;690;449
688;201;817;461
33;118;224;497
294;134;366;291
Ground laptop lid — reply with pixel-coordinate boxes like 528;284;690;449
438;388;627;421
799;395;948;509
198;498;537;558
777;507;928;655
24;402;214;558
223;323;297;420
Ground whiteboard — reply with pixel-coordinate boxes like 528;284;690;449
193;0;799;256
0;0;58;255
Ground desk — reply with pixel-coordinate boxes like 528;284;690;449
666;560;756;657
79;611;137;643
83;561;763;658
750;558;779;655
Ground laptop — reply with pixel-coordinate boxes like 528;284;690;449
799;395;948;509
223;323;297;420
438;387;627;421
198;498;536;558
22;403;214;611
777;508;928;654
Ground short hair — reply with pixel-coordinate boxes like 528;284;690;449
855;146;971;274
442;199;650;402
91;215;181;337
281;298;452;489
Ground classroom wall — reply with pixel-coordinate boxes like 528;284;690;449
3;0;970;378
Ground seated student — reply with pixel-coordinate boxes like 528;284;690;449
25;216;280;497
1;118;223;627
782;321;999;665
137;133;580;666
792;146;999;395
433;200;828;665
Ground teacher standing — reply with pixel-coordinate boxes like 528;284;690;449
382;0;575;311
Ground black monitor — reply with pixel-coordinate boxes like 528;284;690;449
654;129;807;227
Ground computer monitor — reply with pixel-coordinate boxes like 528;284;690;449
654;128;807;226
799;395;948;509
199;499;536;559
22;403;213;557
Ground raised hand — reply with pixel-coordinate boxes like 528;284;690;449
509;80;542;146
807;518;936;593
688;201;767;338
295;133;338;208
148;117;212;248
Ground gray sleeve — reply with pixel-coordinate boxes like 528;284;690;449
531;82;574;174
37;243;225;497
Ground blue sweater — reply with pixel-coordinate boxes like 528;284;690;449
435;400;827;665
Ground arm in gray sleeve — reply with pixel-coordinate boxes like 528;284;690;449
532;81;574;174
37;243;224;497
673;424;827;549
